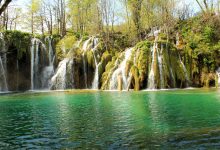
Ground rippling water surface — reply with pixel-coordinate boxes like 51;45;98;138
0;89;220;149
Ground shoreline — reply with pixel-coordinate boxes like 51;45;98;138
0;87;219;96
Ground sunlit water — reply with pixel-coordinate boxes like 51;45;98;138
0;89;220;149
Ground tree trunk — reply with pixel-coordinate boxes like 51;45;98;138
31;12;34;34
0;0;12;15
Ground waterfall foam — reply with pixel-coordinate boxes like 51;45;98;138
179;54;189;87
148;37;158;89
45;36;55;66
0;33;8;91
216;68;220;86
50;36;100;90
0;56;8;91
109;48;133;90
158;44;164;89
50;58;74;90
30;38;52;90
82;37;93;88
91;38;100;89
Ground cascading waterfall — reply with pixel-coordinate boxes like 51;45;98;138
0;56;8;91
82;53;88;88
30;38;35;90
91;38;100;89
50;36;100;90
82;37;93;88
92;58;101;89
216;68;220;86
0;33;7;70
109;48;133;90
51;58;74;90
45;36;55;66
81;36;100;89
148;37;158;89
82;38;92;51
170;67;176;87
0;33;8;91
43;36;55;88
30;38;48;90
158;44;164;89
179;54;189;87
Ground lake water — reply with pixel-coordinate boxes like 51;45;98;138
0;89;220;149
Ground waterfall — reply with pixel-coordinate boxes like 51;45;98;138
92;60;101;89
43;36;55;88
51;59;68;89
109;48;133;90
170;67;176;87
148;37;158;89
218;72;220;86
76;38;83;47
91;38;100;89
216;68;220;86
82;37;92;51
82;53;88;88
0;56;8;91
30;38;48;90
158;53;164;88
176;32;180;46
91;49;99;89
179;54;189;87
50;36;100;90
45;36;55;66
30;38;35;90
50;58;74;90
0;33;8;91
82;37;93;88
158;44;164;89
82;36;100;89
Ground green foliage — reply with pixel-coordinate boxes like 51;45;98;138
86;50;94;67
203;26;214;43
3;30;31;59
177;15;220;84
135;40;151;50
56;35;77;61
131;65;140;91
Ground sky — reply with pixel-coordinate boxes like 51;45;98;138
12;0;199;11
8;0;200;31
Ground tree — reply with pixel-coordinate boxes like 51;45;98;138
26;0;41;34
195;0;219;14
128;0;143;41
68;0;98;35
0;0;12;15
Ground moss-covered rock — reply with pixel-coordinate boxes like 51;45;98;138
3;30;31;59
55;35;77;62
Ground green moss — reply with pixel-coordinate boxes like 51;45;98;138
86;50;94;67
131;65;140;91
100;57;118;90
55;35;77;61
135;40;151;50
3;30;31;59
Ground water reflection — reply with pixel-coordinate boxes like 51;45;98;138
0;90;220;149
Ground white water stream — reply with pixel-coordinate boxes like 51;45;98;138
109;48;133;90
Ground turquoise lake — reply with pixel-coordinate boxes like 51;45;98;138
0;89;220;149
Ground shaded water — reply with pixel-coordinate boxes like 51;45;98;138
0;89;220;149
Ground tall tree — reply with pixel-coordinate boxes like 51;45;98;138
68;0;98;35
128;0;143;41
27;0;40;34
0;0;12;15
195;0;218;14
